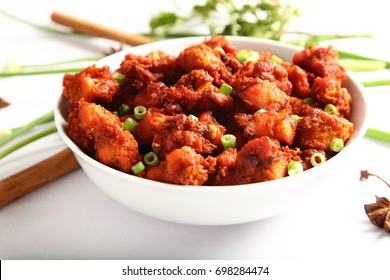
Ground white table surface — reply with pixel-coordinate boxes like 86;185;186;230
1;0;390;260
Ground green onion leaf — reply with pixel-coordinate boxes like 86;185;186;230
131;161;145;175
310;152;326;167
134;105;147;120
287;161;303;176
221;134;236;149
123;117;137;131
118;104;131;116
219;83;233;96
324;104;337;115
329;138;344;152
144;151;160;166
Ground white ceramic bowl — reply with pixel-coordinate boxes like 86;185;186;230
55;36;368;225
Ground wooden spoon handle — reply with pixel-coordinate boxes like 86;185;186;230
51;11;155;46
0;148;79;208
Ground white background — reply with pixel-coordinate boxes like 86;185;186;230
1;0;390;271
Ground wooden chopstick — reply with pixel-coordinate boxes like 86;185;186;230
51;11;155;46
0;148;80;208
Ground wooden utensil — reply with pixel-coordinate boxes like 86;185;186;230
0;148;79;208
51;11;155;46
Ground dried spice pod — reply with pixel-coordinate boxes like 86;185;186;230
364;196;390;233
0;97;10;108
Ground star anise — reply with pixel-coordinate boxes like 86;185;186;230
364;196;390;233
0;97;10;109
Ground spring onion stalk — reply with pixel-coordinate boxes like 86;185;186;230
0;67;86;77
287;161;303;176
324;104;337;115
0;126;57;159
134;106;147;120
219;84;233;96
365;128;390;144
310;152;326;167
337;50;390;69
132;161;145;175
362;79;390;87
144;151;160;166
329;138;344;152
118;104;131;116
221;134;236;149
123;117;138;131
339;59;386;72
0;110;54;147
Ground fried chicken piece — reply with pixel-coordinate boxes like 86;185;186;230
310;76;352;118
282;62;313;98
176;42;232;85
118;51;179;89
252;60;292;95
226;136;290;185
294;106;353;153
67;99;140;173
147;112;217;158
292;45;347;82
235;111;297;146
233;77;289;112
167;69;234;113
62;65;119;106
145;146;216;185
208;148;237;186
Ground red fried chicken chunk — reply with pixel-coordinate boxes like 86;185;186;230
226;136;291;185
145;146;215;185
62;65;119;106
67;99;140;173
294;105;353;153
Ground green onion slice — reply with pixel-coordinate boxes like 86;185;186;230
310;152;326;167
219;83;233;96
123;117;138;131
132;161;145;175
144;151;160;166
287;161;304;176
221;134;236;149
324;104;337;115
329;138;344;152
303;97;314;104
271;54;283;64
113;72;125;85
118;103;131;116
134;105;147;120
291;114;302;122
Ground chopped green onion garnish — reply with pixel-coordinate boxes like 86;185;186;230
123;117;138;131
144;151;160;166
310;152;326;167
237;50;249;63
112;111;119;117
303;97;314;104
118;104;131;116
219;83;233;96
287;161;303;176
113;72;125;85
134;105;147;120
214;46;225;55
324;104;337;115
131;161;145;175
246;50;259;62
271;54;283;64
256;109;266;114
221;134;236;149
329;138;344;152
188;114;198;121
291;114;302;122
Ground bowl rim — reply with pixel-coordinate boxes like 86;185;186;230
54;36;368;192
